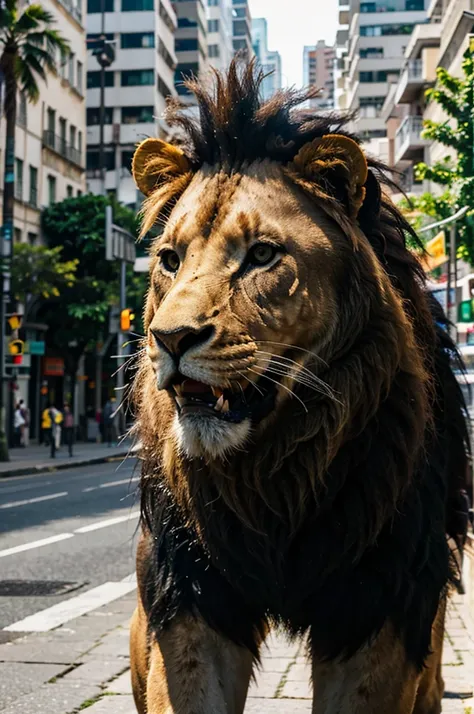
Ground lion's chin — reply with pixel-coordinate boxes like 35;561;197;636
172;412;251;460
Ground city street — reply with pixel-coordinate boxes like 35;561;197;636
0;460;472;713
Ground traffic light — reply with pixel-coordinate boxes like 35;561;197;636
8;339;24;365
88;36;115;68
120;308;135;332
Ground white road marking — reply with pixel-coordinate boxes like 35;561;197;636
82;477;138;493
0;533;74;559
4;577;137;632
74;510;140;534
0;480;54;496
0;491;68;510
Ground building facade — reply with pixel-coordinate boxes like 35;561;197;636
232;0;253;56
337;0;427;156
206;0;233;72
303;40;335;110
252;18;282;100
173;0;208;103
86;0;177;206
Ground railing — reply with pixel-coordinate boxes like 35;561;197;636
395;115;424;153
56;0;82;24
43;130;83;168
29;187;38;207
405;58;422;80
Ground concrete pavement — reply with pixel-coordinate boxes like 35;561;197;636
0;587;472;713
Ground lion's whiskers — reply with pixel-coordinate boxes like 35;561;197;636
247;367;309;413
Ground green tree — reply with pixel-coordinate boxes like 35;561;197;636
41;194;139;399
11;243;78;321
0;0;69;460
414;48;474;261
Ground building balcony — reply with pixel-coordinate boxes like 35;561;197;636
439;0;474;67
394;115;429;164
394;59;425;104
55;0;82;25
42;130;84;169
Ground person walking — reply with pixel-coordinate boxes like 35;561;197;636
48;405;63;458
13;403;25;447
63;404;74;457
19;399;29;446
42;406;52;446
102;398;117;447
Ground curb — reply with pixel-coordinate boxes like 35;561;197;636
0;451;130;479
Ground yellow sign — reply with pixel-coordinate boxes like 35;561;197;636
8;315;21;330
422;230;448;272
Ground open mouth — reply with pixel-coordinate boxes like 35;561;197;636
169;373;277;425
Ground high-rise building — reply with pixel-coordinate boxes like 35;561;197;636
86;0;177;206
206;0;233;73
173;0;208;103
232;0;253;57
252;18;282;100
0;0;87;244
303;40;335;110
338;0;426;156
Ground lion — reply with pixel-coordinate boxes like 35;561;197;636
129;61;471;714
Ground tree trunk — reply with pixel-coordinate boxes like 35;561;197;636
0;57;17;461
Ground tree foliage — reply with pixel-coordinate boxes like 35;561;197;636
413;48;474;262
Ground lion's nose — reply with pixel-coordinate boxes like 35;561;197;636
151;324;215;360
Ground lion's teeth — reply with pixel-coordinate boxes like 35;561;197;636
215;394;225;412
173;384;183;396
212;386;223;398
222;399;230;413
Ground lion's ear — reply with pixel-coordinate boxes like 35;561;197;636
132;138;191;197
292;134;368;218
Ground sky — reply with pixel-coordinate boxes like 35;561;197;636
248;0;339;88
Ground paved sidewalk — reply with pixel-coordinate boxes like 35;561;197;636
0;441;132;478
0;588;472;713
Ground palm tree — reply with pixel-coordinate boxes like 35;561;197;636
0;0;69;460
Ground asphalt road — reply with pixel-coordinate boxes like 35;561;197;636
0;457;139;633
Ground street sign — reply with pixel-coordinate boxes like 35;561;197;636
105;205;136;264
458;299;474;322
26;340;45;355
43;357;64;376
422;230;448;272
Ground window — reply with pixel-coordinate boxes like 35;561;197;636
27;232;37;245
360;47;384;58
159;1;175;32
29;166;38;207
60;50;67;79
360;23;414;36
14;228;22;244
208;19;219;32
78;131;82;156
360;70;389;82
77;61;83;93
360;0;423;9
59;117;67;154
77;190;82;197
121;69;154;86
208;0;218;5
175;62;198;93
66;185;73;198
18;92;27;127
14;158;23;201
121;106;154;123
233;39;247;51
233;20;248;36
47;107;56;134
87;149;116;171
157;74;173;98
87;0;113;12
87;32;114;41
87;71;114;88
70;125;76;149
121;32;155;48
178;17;197;27
359;96;385;107
87;107;113;124
121;0;153;10
175;38;198;52
208;44;220;58
121;150;134;170
68;52;75;85
159;39;175;69
47;175;56;205
233;7;246;16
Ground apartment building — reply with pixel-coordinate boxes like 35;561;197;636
252;18;282;100
86;0;177;206
206;0;233;72
339;0;427;157
232;0;253;56
173;0;208;103
0;0;87;247
303;40;335;111
335;1;350;110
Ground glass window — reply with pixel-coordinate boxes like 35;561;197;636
14;228;22;244
18;93;27;127
77;190;82;197
208;0;219;5
87;107;113;124
87;71;114;88
178;17;197;27
27;232;37;245
121;0;153;10
208;19;219;32
86;149;116;171
121;150;134;170
66;185;73;198
121;69;154;86
87;0;113;10
360;47;384;58
234;7;246;16
14;158;23;201
87;32;114;41
121;32;155;48
360;70;391;82
47;175;56;205
77;61;83;93
157;74;172;98
360;23;414;36
159;1;175;32
78;131;82;155
47;107;55;133
121;106;154;123
68;52;75;85
208;44;219;58
29;166;38;207
70;125;76;148
233;20;247;36
175;38;198;52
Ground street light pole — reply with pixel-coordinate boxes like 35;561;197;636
98;0;106;198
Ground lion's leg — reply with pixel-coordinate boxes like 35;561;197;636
130;599;149;714
146;613;255;714
412;598;446;714
311;622;421;714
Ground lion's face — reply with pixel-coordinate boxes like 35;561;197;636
145;160;351;459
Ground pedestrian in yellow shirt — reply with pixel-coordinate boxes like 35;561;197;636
41;407;52;447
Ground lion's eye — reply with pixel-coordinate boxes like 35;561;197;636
160;250;180;273
248;244;278;267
